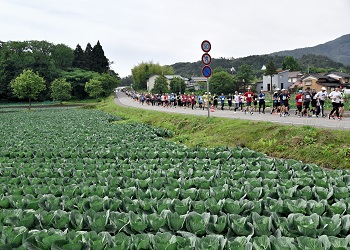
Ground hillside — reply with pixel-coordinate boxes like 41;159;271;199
171;34;350;78
271;33;350;66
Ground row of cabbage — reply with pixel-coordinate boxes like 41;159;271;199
3;226;350;250
1;108;350;249
1;208;350;238
1;194;350;219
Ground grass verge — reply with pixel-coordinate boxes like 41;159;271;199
97;96;350;169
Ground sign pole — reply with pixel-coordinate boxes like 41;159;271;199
201;40;212;118
207;76;210;118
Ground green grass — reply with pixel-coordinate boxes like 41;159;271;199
97;96;350;169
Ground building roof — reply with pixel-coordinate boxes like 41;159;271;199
327;72;350;78
164;75;189;81
288;71;303;78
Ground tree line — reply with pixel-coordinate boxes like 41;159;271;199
131;55;350;95
0;40;120;103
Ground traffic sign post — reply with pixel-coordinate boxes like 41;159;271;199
201;40;211;118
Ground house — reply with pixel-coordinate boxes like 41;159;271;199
301;74;341;93
326;72;350;84
146;75;189;92
288;71;304;85
262;70;290;91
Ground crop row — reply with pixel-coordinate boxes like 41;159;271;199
2;226;350;250
1;208;350;237
1;108;350;249
1;192;350;219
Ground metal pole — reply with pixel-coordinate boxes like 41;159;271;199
207;78;210;118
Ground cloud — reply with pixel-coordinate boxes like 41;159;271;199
1;0;349;77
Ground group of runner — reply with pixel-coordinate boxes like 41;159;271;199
125;86;347;120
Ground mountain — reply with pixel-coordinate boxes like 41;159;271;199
270;34;350;66
171;34;350;78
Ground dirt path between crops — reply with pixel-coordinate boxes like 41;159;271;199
114;91;350;130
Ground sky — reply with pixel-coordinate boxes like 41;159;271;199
1;0;350;78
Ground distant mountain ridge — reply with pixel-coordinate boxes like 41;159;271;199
270;34;350;66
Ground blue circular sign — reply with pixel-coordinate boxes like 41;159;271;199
202;65;212;78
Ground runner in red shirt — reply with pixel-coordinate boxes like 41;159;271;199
295;90;304;117
243;87;254;114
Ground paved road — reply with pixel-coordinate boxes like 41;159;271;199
115;92;350;130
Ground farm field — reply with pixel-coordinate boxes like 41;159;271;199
1;107;350;249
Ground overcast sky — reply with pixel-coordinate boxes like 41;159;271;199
1;0;350;77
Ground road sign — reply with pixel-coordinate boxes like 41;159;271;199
202;65;212;78
201;40;211;53
201;53;212;65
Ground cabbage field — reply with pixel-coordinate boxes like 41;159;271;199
1;107;350;249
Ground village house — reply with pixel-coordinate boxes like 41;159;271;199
301;72;350;93
262;70;290;91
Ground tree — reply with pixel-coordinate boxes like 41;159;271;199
282;56;301;71
169;77;186;94
234;64;254;90
85;78;103;98
52;44;74;69
10;69;46;108
131;62;174;90
264;60;277;90
72;44;86;69
92;41;109;73
209;71;235;94
59;68;99;99
84;43;94;71
96;73;120;97
152;75;169;94
50;78;72;104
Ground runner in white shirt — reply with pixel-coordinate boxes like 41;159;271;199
328;87;342;120
233;91;240;113
315;87;328;117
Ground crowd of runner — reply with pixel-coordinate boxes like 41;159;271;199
125;86;347;120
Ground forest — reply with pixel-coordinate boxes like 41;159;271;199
0;40;120;102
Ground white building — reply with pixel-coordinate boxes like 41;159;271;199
262;70;290;91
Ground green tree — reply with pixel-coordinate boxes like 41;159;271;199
264;60;277;90
85;78;103;98
50;78;72;104
282;56;301;71
84;43;94;71
10;69;46;108
92;41;109;73
234;64;254;90
72;44;86;69
52;44;74;69
169;77;186;94
209;71;235;94
131;62;174;90
96;73;120;97
152;75;169;94
59;68;99;99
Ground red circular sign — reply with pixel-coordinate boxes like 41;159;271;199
201;53;212;65
201;40;211;53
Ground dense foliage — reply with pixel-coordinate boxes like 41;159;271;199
0;40;119;101
131;62;174;90
1;107;350;249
